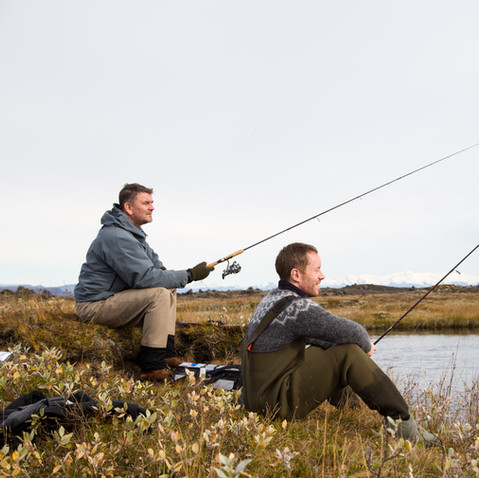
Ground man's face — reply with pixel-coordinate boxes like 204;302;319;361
125;192;154;228
293;252;325;297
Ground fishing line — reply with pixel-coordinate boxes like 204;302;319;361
374;242;479;345
208;142;479;278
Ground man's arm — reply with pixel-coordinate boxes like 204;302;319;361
100;229;189;289
294;300;372;353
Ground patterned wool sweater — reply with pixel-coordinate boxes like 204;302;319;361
246;281;371;353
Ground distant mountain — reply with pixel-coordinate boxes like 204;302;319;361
0;283;274;297
323;271;479;289
1;271;477;297
0;284;76;296
177;282;277;294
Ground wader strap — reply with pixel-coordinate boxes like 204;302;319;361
247;295;300;349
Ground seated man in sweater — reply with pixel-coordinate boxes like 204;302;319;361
74;183;214;382
241;242;435;442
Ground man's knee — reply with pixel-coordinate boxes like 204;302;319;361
148;287;176;307
75;300;104;323
326;344;375;383
120;287;175;307
329;343;366;361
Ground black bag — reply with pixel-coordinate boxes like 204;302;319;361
205;364;242;391
175;363;242;391
0;390;152;449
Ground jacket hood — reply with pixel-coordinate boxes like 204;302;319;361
100;204;146;240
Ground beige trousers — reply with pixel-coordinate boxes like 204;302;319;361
75;287;177;348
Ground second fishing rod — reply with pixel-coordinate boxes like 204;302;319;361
373;241;479;344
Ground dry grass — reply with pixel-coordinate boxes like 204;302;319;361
1;288;479;477
320;291;479;332
177;287;479;332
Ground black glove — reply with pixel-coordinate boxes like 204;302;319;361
188;262;214;282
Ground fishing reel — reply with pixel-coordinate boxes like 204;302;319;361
222;260;242;279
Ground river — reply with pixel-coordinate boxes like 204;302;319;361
371;331;479;397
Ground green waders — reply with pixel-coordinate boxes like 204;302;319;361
241;298;409;421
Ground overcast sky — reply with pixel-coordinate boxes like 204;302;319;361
1;1;478;290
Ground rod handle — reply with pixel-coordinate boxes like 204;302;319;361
207;249;245;267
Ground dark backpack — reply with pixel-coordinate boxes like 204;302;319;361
1;390;152;449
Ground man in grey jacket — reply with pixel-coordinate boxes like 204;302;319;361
241;242;436;443
74;183;214;382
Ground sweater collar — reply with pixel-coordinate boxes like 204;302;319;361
278;280;308;298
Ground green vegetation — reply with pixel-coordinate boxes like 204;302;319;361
1;288;479;476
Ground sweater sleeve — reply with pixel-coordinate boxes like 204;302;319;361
289;300;371;353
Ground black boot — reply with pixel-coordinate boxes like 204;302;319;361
165;335;194;368
137;346;173;382
137;345;167;371
165;335;177;358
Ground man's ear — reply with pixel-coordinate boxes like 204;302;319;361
290;268;300;283
123;202;133;216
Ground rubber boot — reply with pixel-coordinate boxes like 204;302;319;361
385;412;438;444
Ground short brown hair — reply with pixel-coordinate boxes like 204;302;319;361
275;242;318;280
119;183;153;210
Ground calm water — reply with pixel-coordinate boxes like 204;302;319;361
371;332;479;393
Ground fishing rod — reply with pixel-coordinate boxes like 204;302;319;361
374;242;479;345
179;243;479;335
208;142;479;279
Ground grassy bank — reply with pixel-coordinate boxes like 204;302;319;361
2;288;479;369
176;286;479;332
1;289;479;476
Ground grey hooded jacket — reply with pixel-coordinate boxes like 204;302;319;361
74;205;189;302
